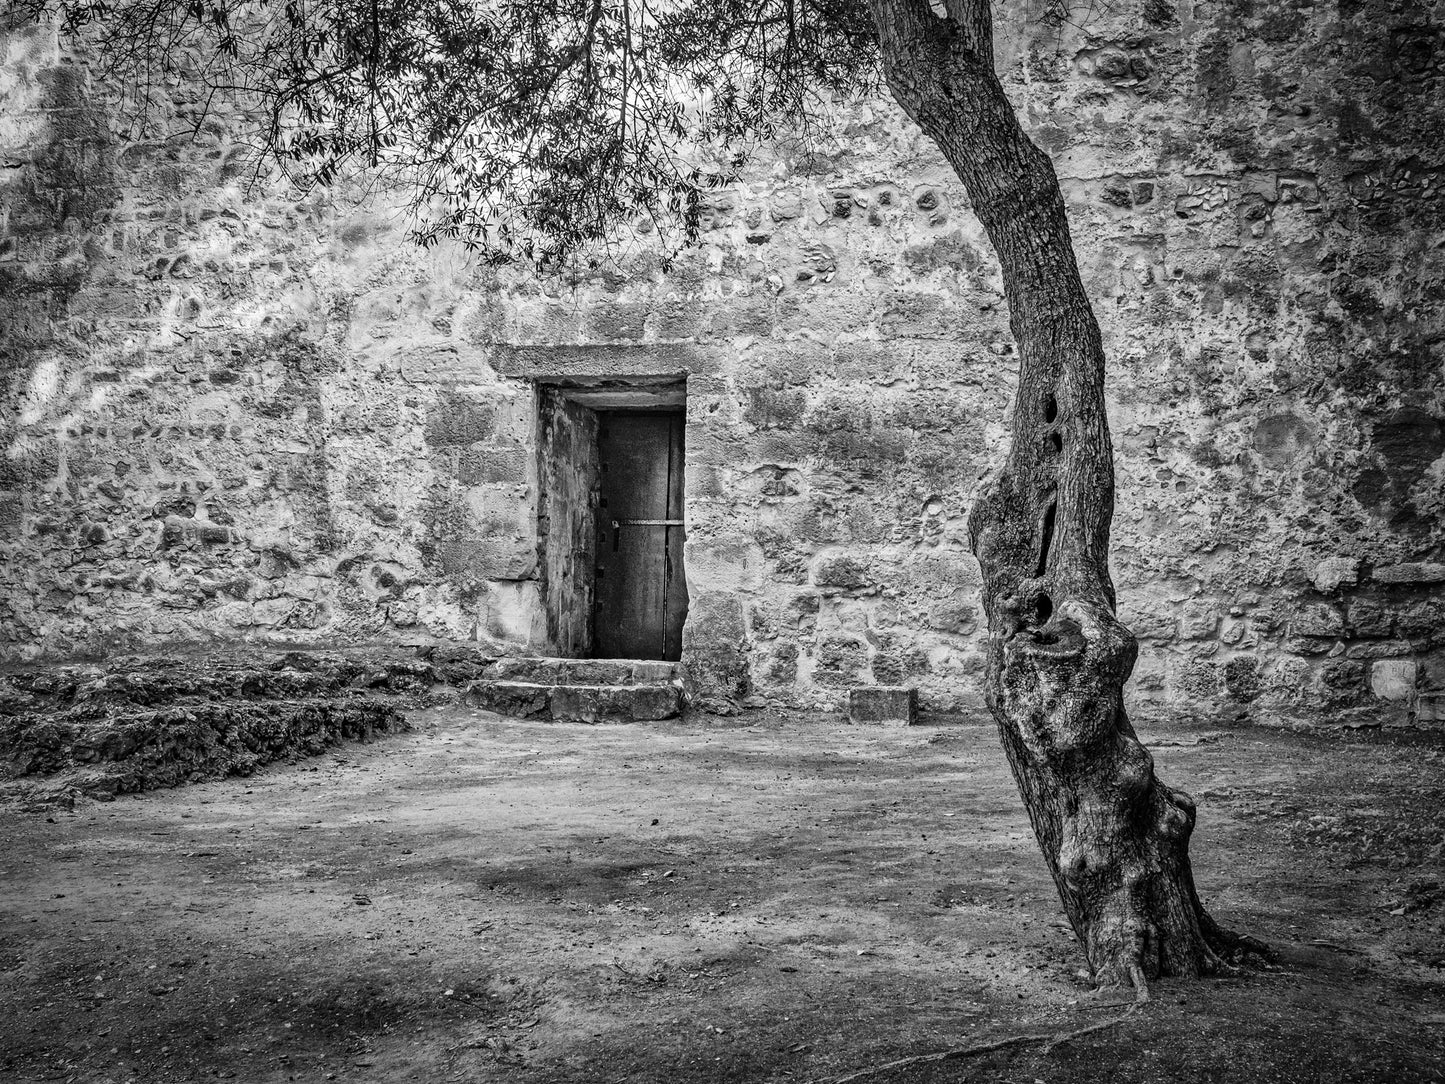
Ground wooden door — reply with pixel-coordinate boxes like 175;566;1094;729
593;411;688;661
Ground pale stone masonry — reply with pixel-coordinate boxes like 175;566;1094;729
1;2;1442;724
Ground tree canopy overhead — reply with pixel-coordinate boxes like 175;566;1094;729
9;0;881;261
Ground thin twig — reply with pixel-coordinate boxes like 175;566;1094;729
816;1009;1138;1084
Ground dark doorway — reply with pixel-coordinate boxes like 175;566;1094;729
536;380;688;662
593;410;688;661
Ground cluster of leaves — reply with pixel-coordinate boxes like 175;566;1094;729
5;0;880;263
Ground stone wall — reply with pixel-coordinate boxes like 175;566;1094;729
2;0;1443;724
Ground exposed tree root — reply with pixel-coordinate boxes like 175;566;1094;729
817;1009;1138;1084
1200;912;1280;968
1127;963;1151;1002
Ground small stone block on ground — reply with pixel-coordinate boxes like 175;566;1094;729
849;686;918;726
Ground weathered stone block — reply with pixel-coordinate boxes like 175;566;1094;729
871;645;930;684
1179;601;1220;640
251;598;296;627
742;385;808;430
1320;659;1367;701
1397;600;1445;640
423;396;496;447
477;542;537;581
1346;639;1416;659
1418;652;1445;691
485;658;613;684
456;446;528;485
1289;602;1344;638
681;592;750;706
1218;619;1252;647
708;298;777;338
1416;693;1445;728
879;292;960;339
813;635;868;688
1311;556;1359;592
1348;598;1396;638
1252;413;1316;469
762;641;799;683
654;298;708;339
616;683;685;720
686;538;765;593
160;515;240;548
1370;659;1417;702
465;680;551;718
630;660;678;684
814;554;870;589
432;539;536;582
683;645;751;706
490;343;703;380
1223;656;1261;702
1122;607;1177;642
683;592;746;647
1373;562;1445;585
848;686;917;726
925;600;978;636
549;684;682;722
480;580;544;645
1175;658;1224;699
584;302;650;342
213;601;253;627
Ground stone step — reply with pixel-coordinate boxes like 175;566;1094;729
464;681;682;723
477;657;680;687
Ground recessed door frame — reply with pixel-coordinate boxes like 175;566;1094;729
534;376;687;660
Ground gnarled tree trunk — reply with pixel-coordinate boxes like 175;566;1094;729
864;0;1264;995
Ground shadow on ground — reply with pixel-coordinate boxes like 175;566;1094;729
1;707;1441;1083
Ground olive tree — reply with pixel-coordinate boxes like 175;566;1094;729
7;0;1268;994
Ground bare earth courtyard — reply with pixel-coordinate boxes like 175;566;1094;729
2;709;1443;1084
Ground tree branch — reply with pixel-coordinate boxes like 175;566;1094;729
863;0;943;64
22;0;879;260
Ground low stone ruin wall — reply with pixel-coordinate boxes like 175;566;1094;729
0;650;434;805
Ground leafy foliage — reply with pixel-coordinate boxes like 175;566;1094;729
6;0;880;262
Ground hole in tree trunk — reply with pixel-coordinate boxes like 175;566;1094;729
1048;431;1063;454
1044;394;1058;423
1036;592;1053;624
1035;500;1057;578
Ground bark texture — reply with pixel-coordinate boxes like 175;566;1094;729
863;0;1264;992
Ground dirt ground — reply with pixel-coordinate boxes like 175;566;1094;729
2;706;1443;1084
